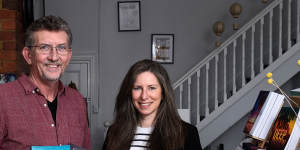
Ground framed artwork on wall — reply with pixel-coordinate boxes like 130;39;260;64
151;34;174;64
118;1;141;32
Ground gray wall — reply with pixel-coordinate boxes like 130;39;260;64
43;0;273;149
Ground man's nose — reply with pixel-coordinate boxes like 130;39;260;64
47;48;59;61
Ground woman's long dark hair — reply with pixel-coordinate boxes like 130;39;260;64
105;59;185;150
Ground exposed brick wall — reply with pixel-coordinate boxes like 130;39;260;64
0;0;25;75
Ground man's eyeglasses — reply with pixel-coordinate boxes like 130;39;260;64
28;44;71;55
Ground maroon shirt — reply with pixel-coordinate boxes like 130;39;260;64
0;74;91;150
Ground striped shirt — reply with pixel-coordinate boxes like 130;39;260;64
130;126;153;150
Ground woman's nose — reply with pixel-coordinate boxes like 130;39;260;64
142;89;149;99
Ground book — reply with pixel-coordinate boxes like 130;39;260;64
290;96;300;108
31;144;86;150
31;145;70;150
291;88;300;97
244;91;285;141
267;107;300;150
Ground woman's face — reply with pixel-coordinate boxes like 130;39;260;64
132;71;162;122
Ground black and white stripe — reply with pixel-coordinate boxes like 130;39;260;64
130;126;153;150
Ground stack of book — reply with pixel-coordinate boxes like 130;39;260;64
243;91;300;150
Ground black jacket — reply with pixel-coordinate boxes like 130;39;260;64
103;121;202;150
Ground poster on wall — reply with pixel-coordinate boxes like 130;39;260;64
118;1;141;31
151;34;174;64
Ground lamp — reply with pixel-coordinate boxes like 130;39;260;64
230;2;242;30
213;21;225;47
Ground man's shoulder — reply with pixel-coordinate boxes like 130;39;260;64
64;86;83;97
62;86;86;104
0;80;20;92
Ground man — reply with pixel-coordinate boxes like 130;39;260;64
0;15;91;150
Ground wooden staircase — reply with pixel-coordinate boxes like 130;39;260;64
172;0;300;147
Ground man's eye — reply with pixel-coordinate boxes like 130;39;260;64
57;45;67;51
40;45;50;50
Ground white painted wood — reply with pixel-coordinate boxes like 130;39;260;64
169;0;300;147
172;0;283;89
215;55;219;109
180;84;183;108
251;25;255;79
297;0;300;42
233;41;237;94
178;109;191;123
279;2;283;56
287;0;292;49
269;10;273;65
197;70;200;124
205;63;210;117
260;18;264;72
188;77;191;109
242;33;246;86
223;48;227;102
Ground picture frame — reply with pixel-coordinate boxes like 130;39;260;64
151;34;174;64
118;1;141;32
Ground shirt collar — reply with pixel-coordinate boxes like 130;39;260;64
17;73;66;96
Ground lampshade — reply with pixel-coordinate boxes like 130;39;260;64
230;3;242;18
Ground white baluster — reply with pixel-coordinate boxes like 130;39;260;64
297;0;300;42
260;18;264;72
196;70;200;124
180;84;183;109
188;77;191;109
242;33;246;86
279;2;283;56
251;25;255;79
269;10;273;65
287;0;292;49
215;55;219;109
223;48;227;101
205;63;210;117
233;40;236;94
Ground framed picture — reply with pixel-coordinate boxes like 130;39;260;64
151;34;174;64
118;1;141;31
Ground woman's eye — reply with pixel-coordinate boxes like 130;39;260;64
150;87;156;90
133;87;141;90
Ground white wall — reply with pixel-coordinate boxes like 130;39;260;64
43;0;274;149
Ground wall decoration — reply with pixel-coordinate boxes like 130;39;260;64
151;34;174;64
118;1;141;31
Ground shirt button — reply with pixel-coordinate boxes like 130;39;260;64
36;89;40;92
32;90;35;94
51;124;55;127
43;104;47;107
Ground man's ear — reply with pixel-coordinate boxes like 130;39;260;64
22;47;33;65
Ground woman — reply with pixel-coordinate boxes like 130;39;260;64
103;59;202;150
